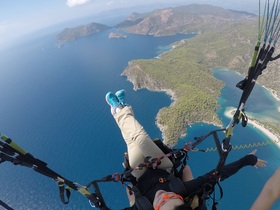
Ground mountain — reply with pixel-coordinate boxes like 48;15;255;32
56;22;112;44
115;4;257;36
56;4;256;44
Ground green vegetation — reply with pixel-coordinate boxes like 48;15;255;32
123;18;280;145
128;53;223;145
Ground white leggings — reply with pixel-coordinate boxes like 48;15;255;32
113;106;173;178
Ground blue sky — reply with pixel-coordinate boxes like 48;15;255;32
0;0;261;48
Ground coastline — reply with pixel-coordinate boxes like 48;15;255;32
123;64;280;147
224;107;280;148
123;69;222;146
266;87;280;102
122;66;223;146
222;68;280;106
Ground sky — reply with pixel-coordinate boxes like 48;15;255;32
0;0;262;49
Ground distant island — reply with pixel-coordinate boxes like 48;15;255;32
108;32;127;39
56;4;280;146
56;22;111;45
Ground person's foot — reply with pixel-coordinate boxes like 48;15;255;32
115;89;127;106
105;92;122;114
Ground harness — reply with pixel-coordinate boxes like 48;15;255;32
127;169;188;210
121;138;225;210
120;139;189;209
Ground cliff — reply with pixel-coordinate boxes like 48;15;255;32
115;4;257;36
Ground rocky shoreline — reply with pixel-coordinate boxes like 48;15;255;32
122;59;279;146
122;62;223;146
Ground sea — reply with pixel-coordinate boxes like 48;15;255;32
0;22;280;210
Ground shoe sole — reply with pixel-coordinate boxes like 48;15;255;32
115;90;125;104
105;92;114;106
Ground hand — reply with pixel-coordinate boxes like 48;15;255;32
249;149;267;168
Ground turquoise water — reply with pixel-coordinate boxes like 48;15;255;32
177;69;280;209
0;27;279;210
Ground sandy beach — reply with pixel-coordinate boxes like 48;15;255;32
224;107;279;146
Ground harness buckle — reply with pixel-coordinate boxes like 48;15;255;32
112;173;122;182
159;177;167;183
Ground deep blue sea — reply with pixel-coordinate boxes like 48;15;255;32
0;26;279;210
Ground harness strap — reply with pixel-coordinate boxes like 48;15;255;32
0;133;93;206
168;174;188;197
132;186;154;210
197;183;214;210
0;199;14;210
210;181;223;210
58;181;71;204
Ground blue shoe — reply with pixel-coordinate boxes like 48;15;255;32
115;89;127;106
105;92;122;110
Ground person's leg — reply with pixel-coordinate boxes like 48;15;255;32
126;184;135;207
114;106;173;178
181;165;199;209
106;91;173;178
181;165;194;182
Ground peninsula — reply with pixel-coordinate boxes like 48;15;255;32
119;4;280;146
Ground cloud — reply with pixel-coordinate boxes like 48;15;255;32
66;0;91;7
106;1;114;6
